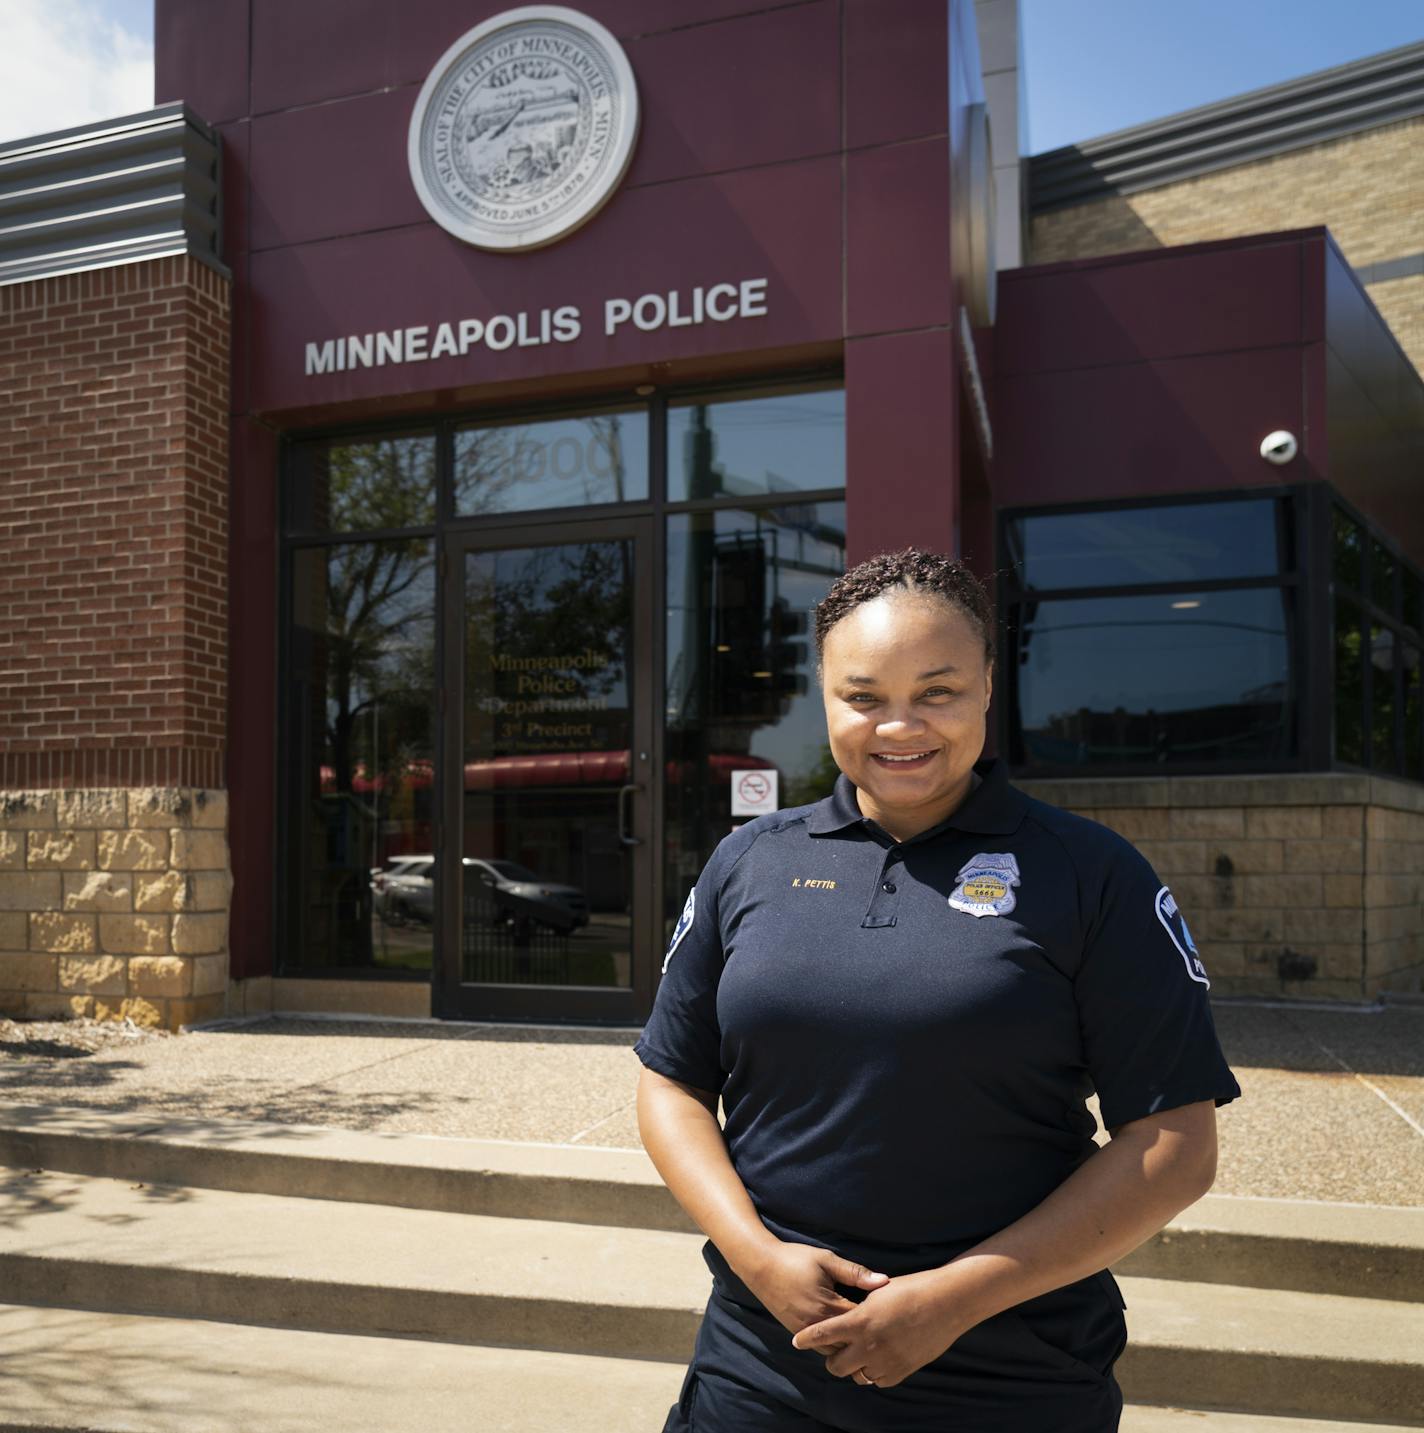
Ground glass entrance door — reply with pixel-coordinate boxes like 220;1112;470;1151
438;519;655;1021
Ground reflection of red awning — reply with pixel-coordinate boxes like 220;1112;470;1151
466;751;629;789
321;751;776;795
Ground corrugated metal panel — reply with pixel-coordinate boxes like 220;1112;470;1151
0;102;224;287
1030;41;1424;214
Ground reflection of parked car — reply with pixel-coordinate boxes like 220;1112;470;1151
374;857;439;926
375;855;588;933
371;855;427;895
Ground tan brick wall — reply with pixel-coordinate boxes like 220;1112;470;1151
0;788;232;1029
0;254;231;788
1030;118;1424;374
1018;774;1424;1001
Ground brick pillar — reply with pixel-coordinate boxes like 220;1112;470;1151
0;256;232;1030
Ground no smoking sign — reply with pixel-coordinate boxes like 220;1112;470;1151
731;768;779;817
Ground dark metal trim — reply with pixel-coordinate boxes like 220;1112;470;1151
1003;482;1298;520
1006;573;1298;603
1300;483;1333;770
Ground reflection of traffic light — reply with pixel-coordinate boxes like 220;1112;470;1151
707;538;809;722
767;597;808;712
710;539;769;720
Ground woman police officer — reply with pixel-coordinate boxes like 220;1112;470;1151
635;549;1240;1432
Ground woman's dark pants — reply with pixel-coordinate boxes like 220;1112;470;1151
661;1245;1126;1433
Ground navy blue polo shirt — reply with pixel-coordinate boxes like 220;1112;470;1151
635;758;1240;1272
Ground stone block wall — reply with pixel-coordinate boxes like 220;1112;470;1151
1029;118;1424;376
1016;774;1424;1001
0;789;231;1029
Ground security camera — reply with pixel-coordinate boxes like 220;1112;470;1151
1259;430;1298;465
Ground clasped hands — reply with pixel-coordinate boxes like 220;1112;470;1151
743;1240;966;1390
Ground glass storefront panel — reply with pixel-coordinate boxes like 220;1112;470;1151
1404;566;1423;638
1370;624;1399;774
667;387;845;501
1334;598;1364;766
1006;499;1284;592
454;410;648;515
1333;508;1363;592
285;432;437;535
1405;646;1422;781
461;539;636;988
1012;588;1294;766
284;539;436;973
1369;540;1397;613
664;502;846;936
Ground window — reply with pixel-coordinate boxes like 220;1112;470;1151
1332;502;1424;779
285;432;436;535
454;409;648;514
280;378;845;977
664;501;846;933
1002;496;1298;773
283;539;437;974
667;386;845;500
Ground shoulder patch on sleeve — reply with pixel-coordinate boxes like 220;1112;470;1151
662;887;696;974
1155;886;1210;987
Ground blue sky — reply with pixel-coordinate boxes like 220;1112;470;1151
1022;0;1424;153
1;1;1421;150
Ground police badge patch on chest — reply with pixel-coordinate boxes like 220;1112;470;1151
949;853;1021;918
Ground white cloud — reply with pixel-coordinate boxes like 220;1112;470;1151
0;0;153;146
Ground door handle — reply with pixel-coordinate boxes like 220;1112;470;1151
618;784;643;847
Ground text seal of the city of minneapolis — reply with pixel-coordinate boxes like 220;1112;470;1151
408;5;639;252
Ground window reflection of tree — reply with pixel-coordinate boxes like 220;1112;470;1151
326;436;436;532
295;533;433;970
320;538;434;798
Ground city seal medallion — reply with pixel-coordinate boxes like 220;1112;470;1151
408;5;640;252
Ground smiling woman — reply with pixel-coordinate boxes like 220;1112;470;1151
635;547;1240;1432
816;550;996;843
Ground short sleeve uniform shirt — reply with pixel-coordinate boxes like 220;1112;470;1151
635;758;1241;1272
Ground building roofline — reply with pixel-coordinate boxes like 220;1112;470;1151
0;102;225;288
1029;40;1424;214
998;224;1334;282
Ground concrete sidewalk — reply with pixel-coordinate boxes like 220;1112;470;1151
0;1000;1420;1206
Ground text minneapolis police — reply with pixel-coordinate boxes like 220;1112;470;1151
304;278;769;376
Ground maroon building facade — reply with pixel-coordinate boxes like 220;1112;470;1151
154;0;1007;1023
0;3;1419;1028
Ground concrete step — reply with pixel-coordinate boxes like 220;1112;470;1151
1;1168;1421;1424
1125;1415;1422;1433
0;1166;709;1363
3;1108;1421;1301
0;1304;1418;1433
0;1108;690;1229
1115;1276;1424;1425
0;1302;686;1433
1115;1194;1424;1303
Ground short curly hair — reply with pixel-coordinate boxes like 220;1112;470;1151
814;549;994;661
